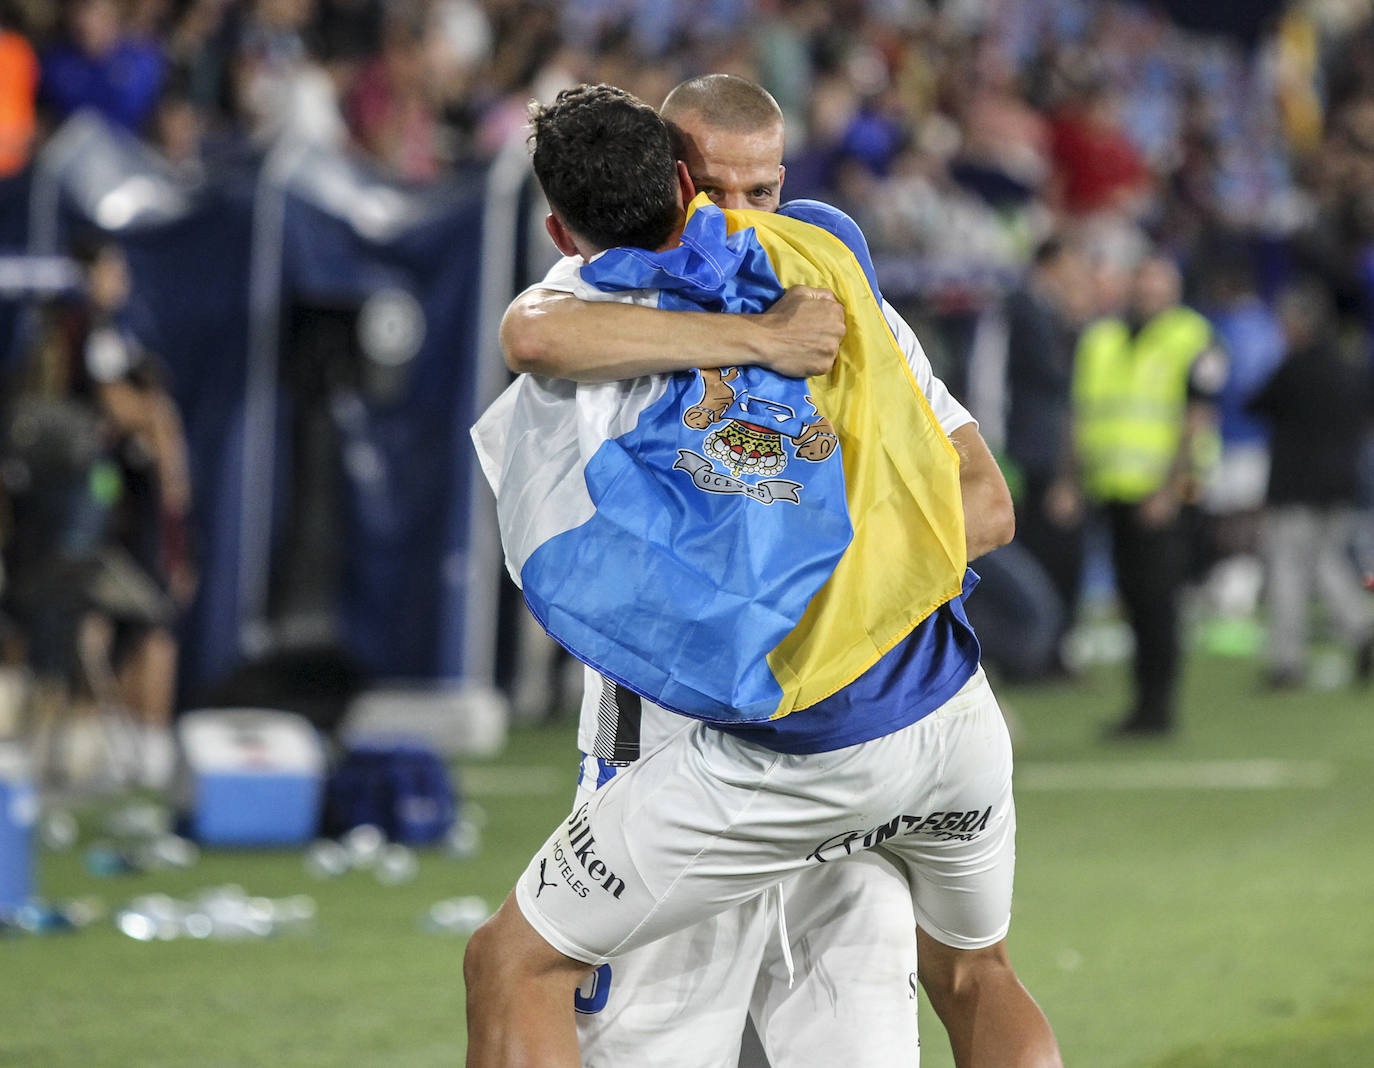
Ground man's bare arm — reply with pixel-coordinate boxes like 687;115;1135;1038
949;422;1015;561
501;286;844;382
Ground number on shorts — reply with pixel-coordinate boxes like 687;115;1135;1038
573;963;613;1014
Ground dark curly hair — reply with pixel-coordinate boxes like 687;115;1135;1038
528;84;682;253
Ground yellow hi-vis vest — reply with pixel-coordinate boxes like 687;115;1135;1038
1073;306;1212;503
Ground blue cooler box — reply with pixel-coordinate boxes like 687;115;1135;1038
177;709;325;846
0;743;36;913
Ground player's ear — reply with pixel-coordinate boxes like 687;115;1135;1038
545;212;581;258
777;163;786;194
675;160;696;207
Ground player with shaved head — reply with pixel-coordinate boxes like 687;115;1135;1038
661;74;787;212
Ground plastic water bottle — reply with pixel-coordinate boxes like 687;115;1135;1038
445;818;482;861
342;824;385;869
303;839;351;879
114;887;318;941
375;843;418;885
133;835;200;871
38;808;78;852
103;800;171;839
422;896;489;935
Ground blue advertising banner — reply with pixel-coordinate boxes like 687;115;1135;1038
0;117;492;699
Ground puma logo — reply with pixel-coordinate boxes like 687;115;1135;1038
536;858;557;897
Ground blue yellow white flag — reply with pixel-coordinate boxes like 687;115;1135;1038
473;196;965;724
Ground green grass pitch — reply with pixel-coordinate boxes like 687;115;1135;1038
5;650;1373;1066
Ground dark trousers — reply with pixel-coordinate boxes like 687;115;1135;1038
1015;474;1086;645
1106;501;1187;728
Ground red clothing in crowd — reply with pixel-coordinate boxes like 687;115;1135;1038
1049;104;1150;215
0;30;39;176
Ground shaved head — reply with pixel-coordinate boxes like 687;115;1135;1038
661;73;784;136
661;75;786;212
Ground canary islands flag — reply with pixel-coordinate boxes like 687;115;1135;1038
473;195;965;724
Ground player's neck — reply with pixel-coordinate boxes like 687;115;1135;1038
580;214;687;260
655;217;687;252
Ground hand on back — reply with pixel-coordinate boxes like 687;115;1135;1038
758;286;845;378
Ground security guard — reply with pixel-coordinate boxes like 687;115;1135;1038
1072;253;1226;736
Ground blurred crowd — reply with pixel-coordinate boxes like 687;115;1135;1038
5;0;1374;379
2;0;1374;772
0;1;1354;247
0;0;1346;214
6;0;1374;332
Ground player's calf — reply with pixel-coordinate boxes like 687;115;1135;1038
464;893;591;1068
915;931;1062;1068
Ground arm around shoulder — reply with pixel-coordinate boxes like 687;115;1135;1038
500;286;843;382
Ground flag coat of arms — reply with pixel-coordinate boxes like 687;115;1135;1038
473;196;966;724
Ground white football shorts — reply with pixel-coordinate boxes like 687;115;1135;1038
574;848;923;1067
518;667;1015;977
572;699;927;1067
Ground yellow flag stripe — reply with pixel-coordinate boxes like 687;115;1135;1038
715;202;967;716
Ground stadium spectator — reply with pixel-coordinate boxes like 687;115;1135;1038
2;236;193;787
145;82;207;179
163;0;239;123
343;2;445;181
39;0;166;133
0;3;39;178
1048;77;1153;219
1247;279;1374;688
232;0;345;147
310;0;383;74
1000;233;1094;677
1193;255;1285;625
948;39;1053;209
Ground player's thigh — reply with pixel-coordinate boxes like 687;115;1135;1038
516;722;817;963
751;852;921;1067
577;898;770;1068
890;675;1017;950
517;713;937;964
